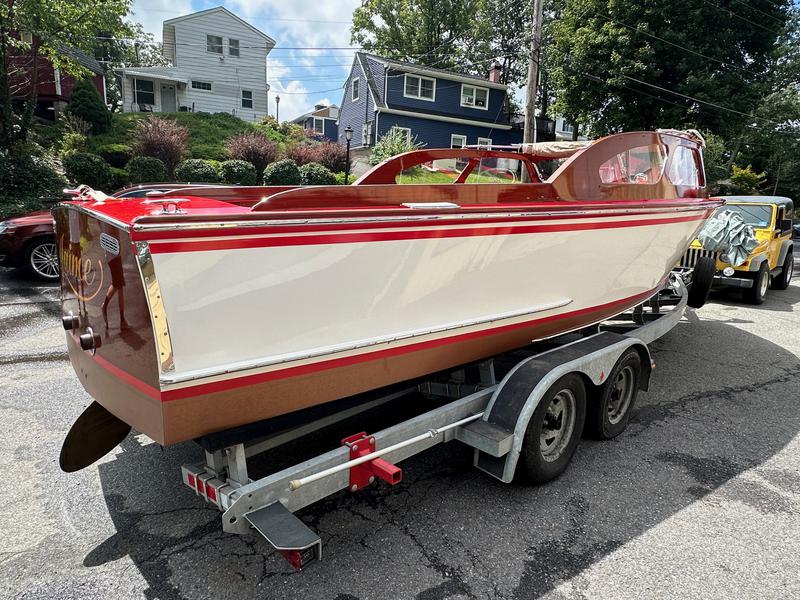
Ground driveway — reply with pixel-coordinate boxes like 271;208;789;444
1;265;799;600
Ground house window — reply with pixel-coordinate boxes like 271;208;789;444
229;39;240;57
241;90;253;108
461;84;488;109
207;35;223;54
352;78;360;101
477;137;492;148
391;126;412;145
561;121;574;134
451;134;467;149
404;74;435;101
191;80;212;91
313;117;325;134
21;32;33;45
134;79;155;105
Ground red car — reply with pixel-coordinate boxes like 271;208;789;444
0;184;222;281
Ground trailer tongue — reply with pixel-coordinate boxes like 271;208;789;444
179;276;688;571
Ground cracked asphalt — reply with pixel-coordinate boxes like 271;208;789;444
1;259;799;600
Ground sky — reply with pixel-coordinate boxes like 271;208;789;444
128;0;363;121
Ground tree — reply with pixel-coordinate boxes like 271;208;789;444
0;0;131;148
548;0;793;139
65;78;111;133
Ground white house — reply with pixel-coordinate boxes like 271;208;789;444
117;7;275;122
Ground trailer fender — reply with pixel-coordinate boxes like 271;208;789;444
475;332;650;483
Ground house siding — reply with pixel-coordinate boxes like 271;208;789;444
385;68;509;125
376;113;521;148
298;116;338;141
337;56;375;148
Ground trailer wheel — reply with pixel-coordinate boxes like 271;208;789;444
519;373;586;484
586;349;642;440
687;256;715;308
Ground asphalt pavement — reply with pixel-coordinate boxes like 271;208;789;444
1;261;799;600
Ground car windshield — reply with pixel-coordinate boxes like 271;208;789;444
716;204;773;227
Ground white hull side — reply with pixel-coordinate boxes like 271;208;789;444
150;212;706;380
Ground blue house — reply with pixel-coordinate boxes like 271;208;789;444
338;53;534;152
291;103;339;141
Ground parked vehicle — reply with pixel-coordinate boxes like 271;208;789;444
678;196;794;304
0;184;225;281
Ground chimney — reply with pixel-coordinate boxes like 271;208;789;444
314;104;325;111
488;61;502;84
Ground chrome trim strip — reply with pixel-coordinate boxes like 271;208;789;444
135;242;175;375
160;298;574;386
133;203;718;234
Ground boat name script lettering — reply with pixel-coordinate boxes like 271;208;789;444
59;236;105;301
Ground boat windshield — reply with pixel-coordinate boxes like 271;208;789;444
716;204;773;227
395;157;526;184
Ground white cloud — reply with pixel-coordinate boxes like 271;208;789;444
129;0;194;42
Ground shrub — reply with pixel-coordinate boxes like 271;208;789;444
132;116;189;177
263;159;301;185
65;79;112;134
96;143;132;168
109;167;130;191
225;131;278;179
730;164;766;195
127;155;166;183
174;159;220;183
63;152;113;190
315;141;349;172
300;162;336;185
0;151;67;219
370;127;423;165
333;172;355;185
284;143;318;166
59;132;87;156
221;159;257;185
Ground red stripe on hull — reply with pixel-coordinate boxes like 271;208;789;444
149;214;706;254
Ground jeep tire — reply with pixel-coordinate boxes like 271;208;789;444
745;262;769;305
772;252;793;290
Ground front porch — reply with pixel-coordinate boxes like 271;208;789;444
119;68;190;114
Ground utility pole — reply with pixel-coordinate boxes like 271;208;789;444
523;0;544;144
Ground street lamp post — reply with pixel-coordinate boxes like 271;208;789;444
344;126;353;185
275;95;280;122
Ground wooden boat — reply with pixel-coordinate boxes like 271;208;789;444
55;130;721;460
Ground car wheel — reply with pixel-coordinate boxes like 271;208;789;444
687;256;715;308
745;262;769;305
585;349;642;440
771;252;793;290
518;373;586;484
24;237;60;281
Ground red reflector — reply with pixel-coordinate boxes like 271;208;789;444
187;473;196;488
206;484;217;502
196;479;205;495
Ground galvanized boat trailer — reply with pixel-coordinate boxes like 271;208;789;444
181;276;689;571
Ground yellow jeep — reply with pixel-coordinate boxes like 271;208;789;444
679;196;794;304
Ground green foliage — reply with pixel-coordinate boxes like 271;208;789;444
369;127;423;165
300;162;337;185
59;133;88;156
62;152;113;190
730;164;766;195
174;159;220;183
126;156;166;184
220;160;257;185
548;0;793;138
263;159;302;185
109;167;130;191
66;80;112;134
0;151;67;218
333;172;356;185
96;143;133;168
702;131;729;194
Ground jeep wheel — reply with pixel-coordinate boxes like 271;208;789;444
772;252;793;290
745;263;769;305
687;256;715;308
24;237;60;281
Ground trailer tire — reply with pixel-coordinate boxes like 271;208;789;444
519;373;586;484
586;349;642;440
687;256;715;308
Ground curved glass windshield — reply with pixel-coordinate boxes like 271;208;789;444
716;204;773;227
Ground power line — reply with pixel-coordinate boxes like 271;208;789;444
700;0;786;36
